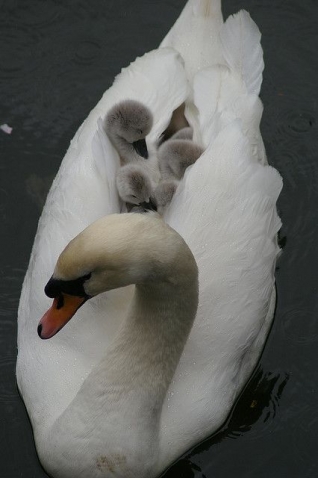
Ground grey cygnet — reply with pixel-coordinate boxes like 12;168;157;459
169;126;193;141
158;138;203;181
153;180;179;215
104;100;153;164
116;164;152;206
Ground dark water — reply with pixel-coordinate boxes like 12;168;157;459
1;0;317;476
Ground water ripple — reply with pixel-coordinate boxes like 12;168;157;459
4;0;61;28
281;308;318;344
72;39;102;66
292;409;318;477
224;368;289;440
0;22;43;79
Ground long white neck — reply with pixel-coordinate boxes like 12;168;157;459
104;279;198;405
44;245;198;478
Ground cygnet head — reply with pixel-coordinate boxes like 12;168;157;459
105;100;153;159
158;139;203;181
116;164;153;206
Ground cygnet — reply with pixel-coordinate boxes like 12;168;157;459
169;126;193;141
158;138;203;181
104;100;153;163
116;164;153;208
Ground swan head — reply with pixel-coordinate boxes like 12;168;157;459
104;100;153;159
116;164;153;206
38;213;197;339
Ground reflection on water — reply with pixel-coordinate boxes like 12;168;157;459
26;173;54;210
1;0;317;476
163;367;289;477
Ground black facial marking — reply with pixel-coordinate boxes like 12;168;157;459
45;273;92;299
133;138;148;159
56;294;64;310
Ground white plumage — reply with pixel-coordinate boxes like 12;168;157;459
17;1;282;477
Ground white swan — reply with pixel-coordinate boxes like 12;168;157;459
16;1;282;477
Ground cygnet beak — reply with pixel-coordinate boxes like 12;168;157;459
133;138;148;159
140;197;157;212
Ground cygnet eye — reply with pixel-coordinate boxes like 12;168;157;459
137;129;143;136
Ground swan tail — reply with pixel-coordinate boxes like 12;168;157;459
220;10;264;96
160;0;224;80
190;9;266;162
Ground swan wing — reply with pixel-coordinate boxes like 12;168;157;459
160;9;281;464
220;10;264;96
162;119;282;463
190;10;266;163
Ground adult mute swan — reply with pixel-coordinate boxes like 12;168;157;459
17;0;282;477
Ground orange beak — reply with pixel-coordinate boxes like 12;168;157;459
38;293;87;339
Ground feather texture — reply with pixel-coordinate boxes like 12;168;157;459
160;0;224;81
220;10;264;96
161;120;282;460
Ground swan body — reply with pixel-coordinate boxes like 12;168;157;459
17;1;282;477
